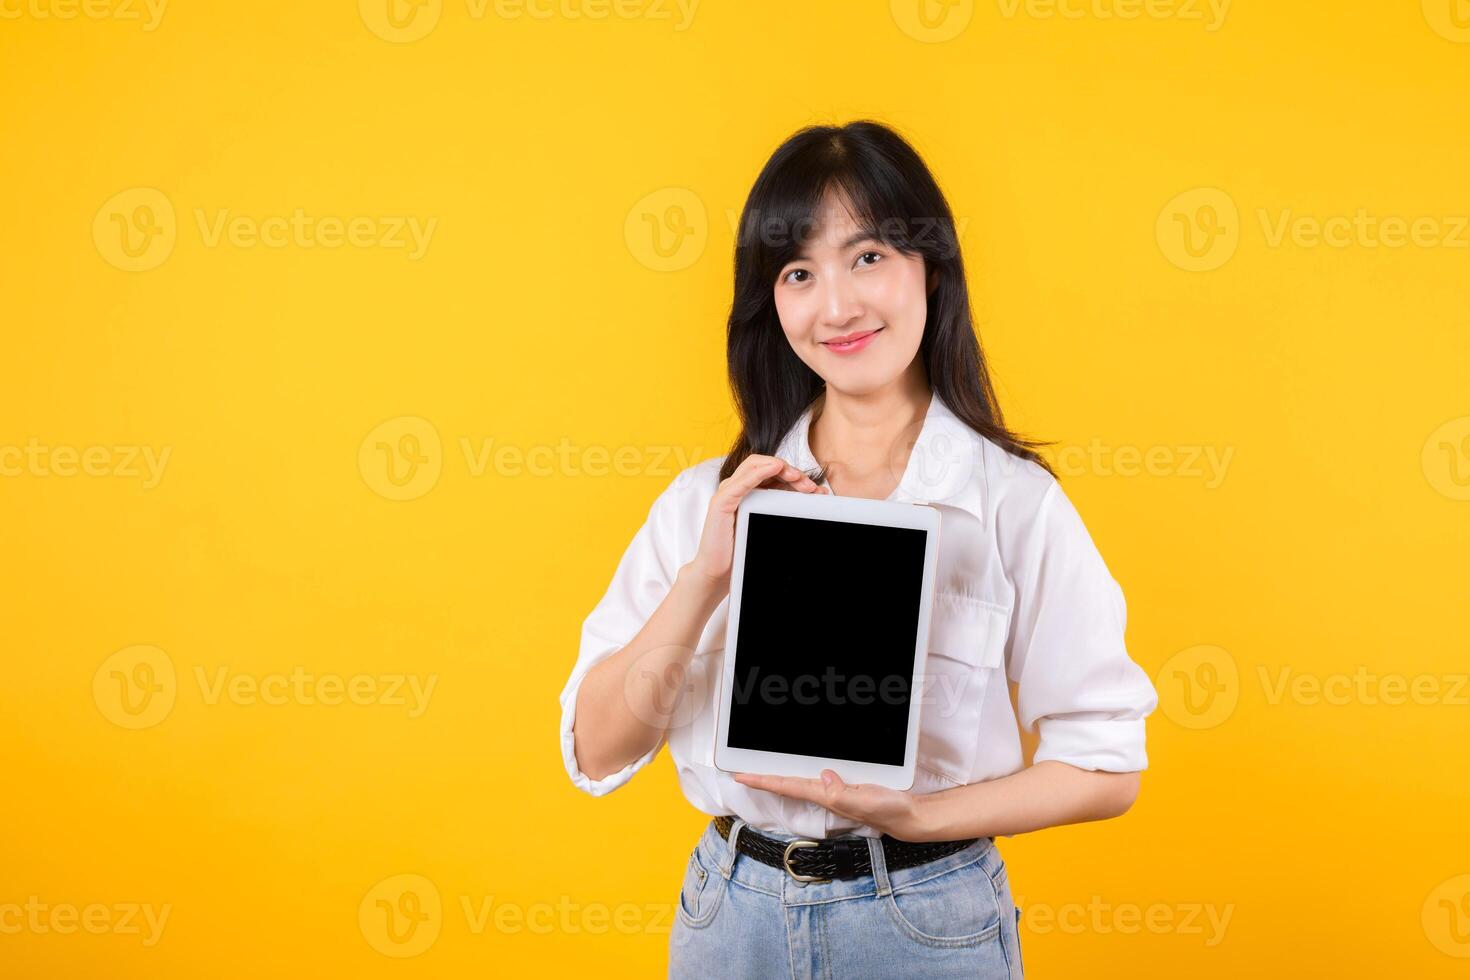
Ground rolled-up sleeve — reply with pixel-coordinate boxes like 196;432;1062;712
558;470;690;796
1002;480;1157;772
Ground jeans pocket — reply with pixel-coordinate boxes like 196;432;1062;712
1014;906;1025;977
675;845;723;928
884;857;1003;949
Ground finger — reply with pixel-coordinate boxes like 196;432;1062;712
736;772;884;824
820;770;885;811
744;457;822;494
732;773;828;805
726;458;817;501
768;467;824;494
720;457;788;501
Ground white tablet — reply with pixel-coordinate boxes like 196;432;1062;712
712;488;942;791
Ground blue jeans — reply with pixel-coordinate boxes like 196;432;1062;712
669;818;1024;979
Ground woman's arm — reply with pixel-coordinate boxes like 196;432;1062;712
911;761;1140;840
572;563;723;781
734;761;1141;842
571;454;825;783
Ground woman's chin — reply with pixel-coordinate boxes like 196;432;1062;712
821;365;908;398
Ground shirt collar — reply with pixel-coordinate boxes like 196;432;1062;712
773;390;989;526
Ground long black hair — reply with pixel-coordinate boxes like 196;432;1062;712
718;120;1054;481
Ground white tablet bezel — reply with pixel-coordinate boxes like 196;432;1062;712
712;488;942;791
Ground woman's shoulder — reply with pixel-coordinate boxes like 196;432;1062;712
670;454;727;492
977;436;1115;573
642;454;725;525
631;456;725;566
976;434;1059;522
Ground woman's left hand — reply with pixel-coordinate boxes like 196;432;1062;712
732;769;929;841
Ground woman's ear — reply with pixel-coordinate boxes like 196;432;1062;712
926;267;939;295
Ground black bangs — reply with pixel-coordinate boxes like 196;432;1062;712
734;130;948;288
720;120;1054;484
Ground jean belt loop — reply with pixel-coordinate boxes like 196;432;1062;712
866;834;893;897
721;818;747;880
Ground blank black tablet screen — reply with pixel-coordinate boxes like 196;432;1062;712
725;511;928;766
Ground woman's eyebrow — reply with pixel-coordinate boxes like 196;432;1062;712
787;232;882;263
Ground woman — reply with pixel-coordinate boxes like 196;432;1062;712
558;121;1157;978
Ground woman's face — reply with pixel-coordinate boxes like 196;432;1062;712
773;190;930;397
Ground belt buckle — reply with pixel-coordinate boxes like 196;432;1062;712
782;840;830;885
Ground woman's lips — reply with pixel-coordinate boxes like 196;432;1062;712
821;326;883;354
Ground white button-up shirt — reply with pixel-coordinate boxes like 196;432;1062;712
559;393;1157;839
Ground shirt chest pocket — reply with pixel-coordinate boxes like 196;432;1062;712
917;591;1011;787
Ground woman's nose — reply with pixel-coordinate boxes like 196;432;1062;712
819;275;863;328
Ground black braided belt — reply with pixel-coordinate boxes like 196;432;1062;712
713;815;980;884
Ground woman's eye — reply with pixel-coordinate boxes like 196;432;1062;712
783;269;810;284
857;251;882;267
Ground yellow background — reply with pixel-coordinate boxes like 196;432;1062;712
2;0;1468;976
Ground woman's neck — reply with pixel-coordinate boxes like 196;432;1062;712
809;359;931;500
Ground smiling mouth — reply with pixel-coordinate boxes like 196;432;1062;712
821;326;884;352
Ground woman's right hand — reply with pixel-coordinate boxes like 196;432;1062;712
683;454;827;596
